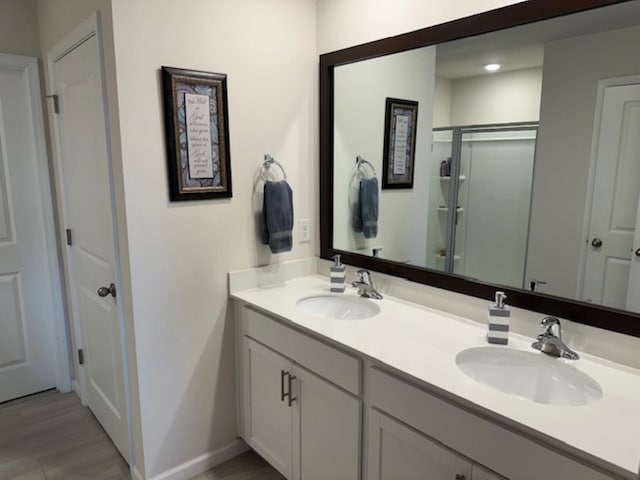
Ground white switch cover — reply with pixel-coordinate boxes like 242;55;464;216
299;218;310;243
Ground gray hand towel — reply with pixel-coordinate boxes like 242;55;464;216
260;180;294;253
353;177;378;239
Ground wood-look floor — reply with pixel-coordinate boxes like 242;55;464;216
0;390;283;480
190;451;285;480
0;389;129;480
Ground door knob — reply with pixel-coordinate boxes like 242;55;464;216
591;238;603;248
636;248;640;257
97;283;116;298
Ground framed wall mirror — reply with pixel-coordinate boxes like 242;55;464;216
320;0;640;337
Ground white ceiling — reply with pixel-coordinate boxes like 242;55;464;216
436;1;640;79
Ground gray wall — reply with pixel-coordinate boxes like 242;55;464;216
527;25;640;299
0;0;40;57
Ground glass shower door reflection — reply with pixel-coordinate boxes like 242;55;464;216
457;129;537;288
429;125;537;290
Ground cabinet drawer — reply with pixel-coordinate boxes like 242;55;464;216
369;367;615;480
241;306;360;395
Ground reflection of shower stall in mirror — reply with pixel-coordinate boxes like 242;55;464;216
428;122;538;290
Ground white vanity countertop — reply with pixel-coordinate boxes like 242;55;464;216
231;274;640;478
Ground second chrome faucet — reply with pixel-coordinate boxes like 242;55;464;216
352;270;383;300
532;316;579;360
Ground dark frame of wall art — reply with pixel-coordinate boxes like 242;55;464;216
161;66;232;201
381;97;418;189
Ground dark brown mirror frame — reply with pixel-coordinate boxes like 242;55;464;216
320;0;640;338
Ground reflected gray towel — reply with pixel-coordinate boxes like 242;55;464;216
353;177;378;239
260;180;294;253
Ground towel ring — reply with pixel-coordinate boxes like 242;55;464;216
260;154;287;182
354;155;377;177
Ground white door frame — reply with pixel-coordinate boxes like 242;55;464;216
576;74;640;300
0;53;71;394
45;12;134;463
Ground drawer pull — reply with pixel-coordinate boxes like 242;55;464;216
288;374;297;406
280;369;289;402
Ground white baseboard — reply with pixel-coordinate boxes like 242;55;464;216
148;439;249;480
131;466;145;480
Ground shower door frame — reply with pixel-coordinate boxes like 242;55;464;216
433;121;539;287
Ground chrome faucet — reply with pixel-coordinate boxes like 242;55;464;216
532;316;579;360
352;270;383;300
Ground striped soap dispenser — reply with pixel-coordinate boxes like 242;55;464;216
330;255;346;293
487;291;510;345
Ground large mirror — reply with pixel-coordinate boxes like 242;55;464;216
321;0;640;336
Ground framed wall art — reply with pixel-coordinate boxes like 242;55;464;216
381;97;418;189
161;66;232;201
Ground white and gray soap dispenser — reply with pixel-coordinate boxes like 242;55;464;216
330;254;346;293
487;291;510;345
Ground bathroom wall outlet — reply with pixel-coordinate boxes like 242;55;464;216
299;218;310;243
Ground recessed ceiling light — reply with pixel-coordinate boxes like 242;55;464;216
484;63;501;72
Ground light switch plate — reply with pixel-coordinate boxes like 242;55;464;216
299;218;310;243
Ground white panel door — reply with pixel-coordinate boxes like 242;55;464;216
367;409;472;480
292;364;360;480
583;84;640;308
626;195;640;313
50;31;128;459
245;338;293;478
0;55;59;402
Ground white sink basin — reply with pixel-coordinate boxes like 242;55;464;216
296;295;380;320
456;347;602;406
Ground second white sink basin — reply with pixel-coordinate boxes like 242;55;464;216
296;295;380;320
456;347;602;406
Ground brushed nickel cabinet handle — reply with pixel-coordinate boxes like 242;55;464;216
287;375;297;407
280;369;289;402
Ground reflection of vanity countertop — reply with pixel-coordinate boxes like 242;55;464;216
231;274;640;478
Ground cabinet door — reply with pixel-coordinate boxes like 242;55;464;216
292;365;361;480
472;465;507;480
368;409;472;480
245;338;293;478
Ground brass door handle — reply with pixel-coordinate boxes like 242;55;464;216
97;283;116;298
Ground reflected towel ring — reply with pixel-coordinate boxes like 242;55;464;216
354;155;377;177
260;154;287;182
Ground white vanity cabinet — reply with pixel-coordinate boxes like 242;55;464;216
234;299;622;480
368;368;616;480
237;305;361;480
243;338;293;475
368;409;506;480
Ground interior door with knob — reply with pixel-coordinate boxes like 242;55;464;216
582;83;640;308
49;20;129;460
0;55;62;402
626;195;640;313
